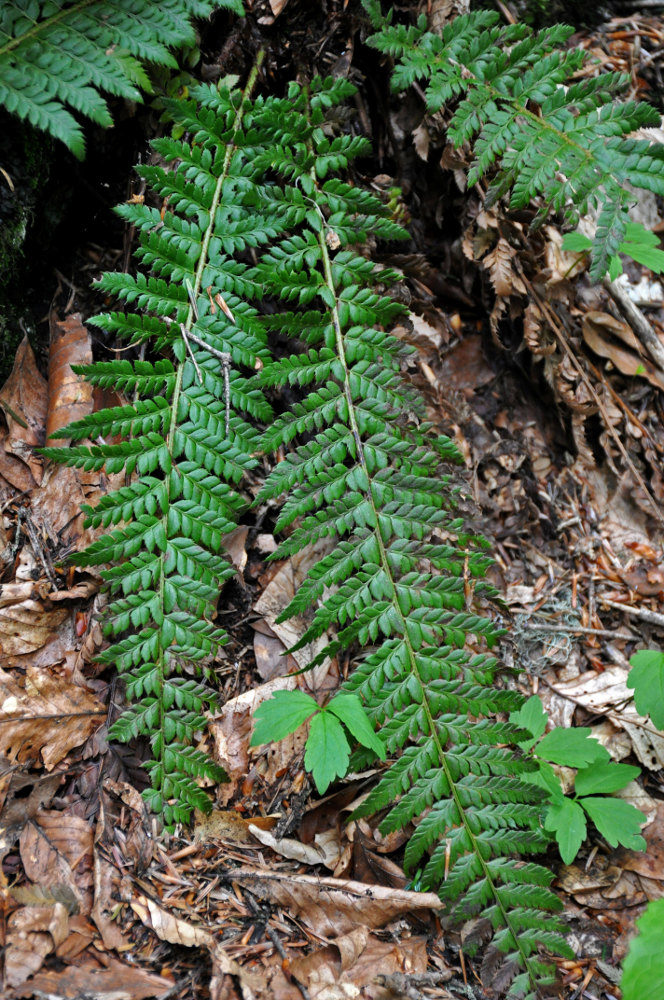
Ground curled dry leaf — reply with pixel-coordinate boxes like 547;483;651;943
248;822;342;869
45;313;93;445
0;664;105;769
0;335;47;489
229;869;441;937
131;895;262;1000
20;810;94;914
4;901;69;987
8;955;175;999
555;667;664;771
0;596;69;657
289;932;429;1000
581;311;664;391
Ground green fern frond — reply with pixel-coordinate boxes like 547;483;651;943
42;59;295;828
255;76;571;998
0;0;243;157
365;4;664;281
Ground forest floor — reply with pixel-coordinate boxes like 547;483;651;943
1;2;664;999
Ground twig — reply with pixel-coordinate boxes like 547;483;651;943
599;597;664;629
244;893;312;1000
520;623;636;640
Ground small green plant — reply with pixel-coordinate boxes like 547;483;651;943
510;696;646;864
628;649;664;728
0;0;243;158
251;691;385;794
563;222;664;282
621;898;664;1000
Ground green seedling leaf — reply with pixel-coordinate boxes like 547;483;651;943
544;798;586;865
251;690;319;746
627;649;664;729
521;758;565;803
561;231;593;252
575;763;641;796
327;694;386;759
622;898;664;1000
510;695;548;750
624;221;661;247
536;727;610;767
619;242;664;274
580;796;647;852
305;711;350;794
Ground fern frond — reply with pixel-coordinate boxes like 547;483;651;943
365;5;664;281
43;60;291;828
256;76;571;998
0;0;243;157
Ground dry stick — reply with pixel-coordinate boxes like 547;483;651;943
526;278;664;527
244;893;312;1000
599;596;664;629
519;623;636;640
602;275;664;373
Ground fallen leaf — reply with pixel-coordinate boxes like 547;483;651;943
0;335;47;487
555;667;664;770
0;599;68;656
249;823;342;869
20;810;94;914
230;869;441;937
4;902;69;987
290;932;429;1000
582;311;664;391
0;665;105;769
8;955;175;999
45;313;93;445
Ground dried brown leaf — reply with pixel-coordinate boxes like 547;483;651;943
20;810;93;913
4;901;69;987
45;313;93;444
0;665;105;768
0;335;47;488
230;869;441;936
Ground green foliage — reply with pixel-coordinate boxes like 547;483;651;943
252;690;385;793
250;76;571;999
363;2;664;282
562;222;664;281
511;696;646;864
0;0;243;158
42;62;286;828
622;898;664;1000
628;649;664;728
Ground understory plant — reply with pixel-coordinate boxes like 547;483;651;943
42;4;664;997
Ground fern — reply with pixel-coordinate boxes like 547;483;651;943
251;77;571;999
363;1;664;282
41;59;288;827
0;0;243;158
43;51;576;995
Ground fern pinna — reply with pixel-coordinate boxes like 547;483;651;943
41;59;288;827
0;0;243;158
253;78;571;999
363;1;664;282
